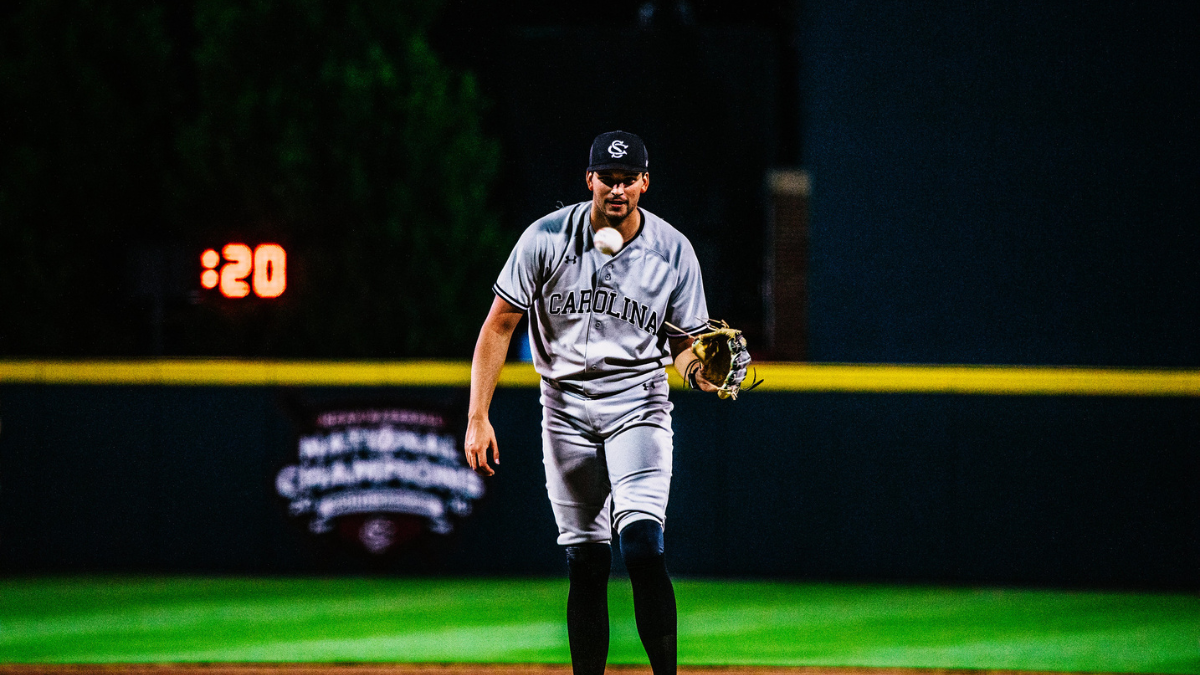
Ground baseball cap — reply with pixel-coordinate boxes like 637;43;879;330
587;131;649;174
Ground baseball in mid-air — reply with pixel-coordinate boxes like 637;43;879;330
593;227;623;255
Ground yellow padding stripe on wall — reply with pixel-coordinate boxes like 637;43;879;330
1;360;1198;396
0;360;511;387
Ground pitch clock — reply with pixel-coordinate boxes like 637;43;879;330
200;243;286;298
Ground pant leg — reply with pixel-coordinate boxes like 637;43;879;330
599;375;674;534
605;423;673;534
542;385;613;545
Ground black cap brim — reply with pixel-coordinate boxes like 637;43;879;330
587;161;649;173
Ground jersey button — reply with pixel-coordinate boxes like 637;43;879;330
604;274;611;280
594;321;602;329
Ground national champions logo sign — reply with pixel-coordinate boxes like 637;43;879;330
275;405;484;554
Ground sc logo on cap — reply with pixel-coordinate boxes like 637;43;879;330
608;140;629;158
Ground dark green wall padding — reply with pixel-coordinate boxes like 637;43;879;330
1;385;1197;587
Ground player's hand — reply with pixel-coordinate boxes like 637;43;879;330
693;369;720;394
464;415;499;477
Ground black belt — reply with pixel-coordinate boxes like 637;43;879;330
541;376;592;398
542;374;664;399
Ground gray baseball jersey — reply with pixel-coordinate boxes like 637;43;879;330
494;202;710;397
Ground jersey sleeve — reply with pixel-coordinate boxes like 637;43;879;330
663;241;710;338
492;225;545;311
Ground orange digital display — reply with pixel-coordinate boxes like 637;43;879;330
200;244;287;299
252;244;287;298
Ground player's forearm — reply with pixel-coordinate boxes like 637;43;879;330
468;321;513;421
672;349;698;382
669;336;696;381
469;296;525;421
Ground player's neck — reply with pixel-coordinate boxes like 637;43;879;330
589;206;640;242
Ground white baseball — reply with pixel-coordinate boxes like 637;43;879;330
593;227;624;255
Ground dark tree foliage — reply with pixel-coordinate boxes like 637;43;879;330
0;0;505;358
0;2;180;355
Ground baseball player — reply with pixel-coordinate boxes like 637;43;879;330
465;131;721;674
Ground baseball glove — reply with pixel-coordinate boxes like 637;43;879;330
688;319;762;400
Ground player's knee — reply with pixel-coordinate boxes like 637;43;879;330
566;543;611;584
619;519;665;570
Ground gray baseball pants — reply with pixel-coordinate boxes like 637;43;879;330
540;373;674;545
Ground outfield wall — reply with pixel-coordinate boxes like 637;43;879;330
1;362;1197;589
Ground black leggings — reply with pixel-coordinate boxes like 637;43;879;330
563;520;677;675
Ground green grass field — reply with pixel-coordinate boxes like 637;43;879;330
0;577;1196;673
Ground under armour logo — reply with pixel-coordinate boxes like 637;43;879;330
608;140;629;158
565;255;579;264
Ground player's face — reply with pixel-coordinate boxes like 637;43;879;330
587;170;649;222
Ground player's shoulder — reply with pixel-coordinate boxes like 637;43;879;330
638;208;698;265
517;202;588;247
529;202;587;235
